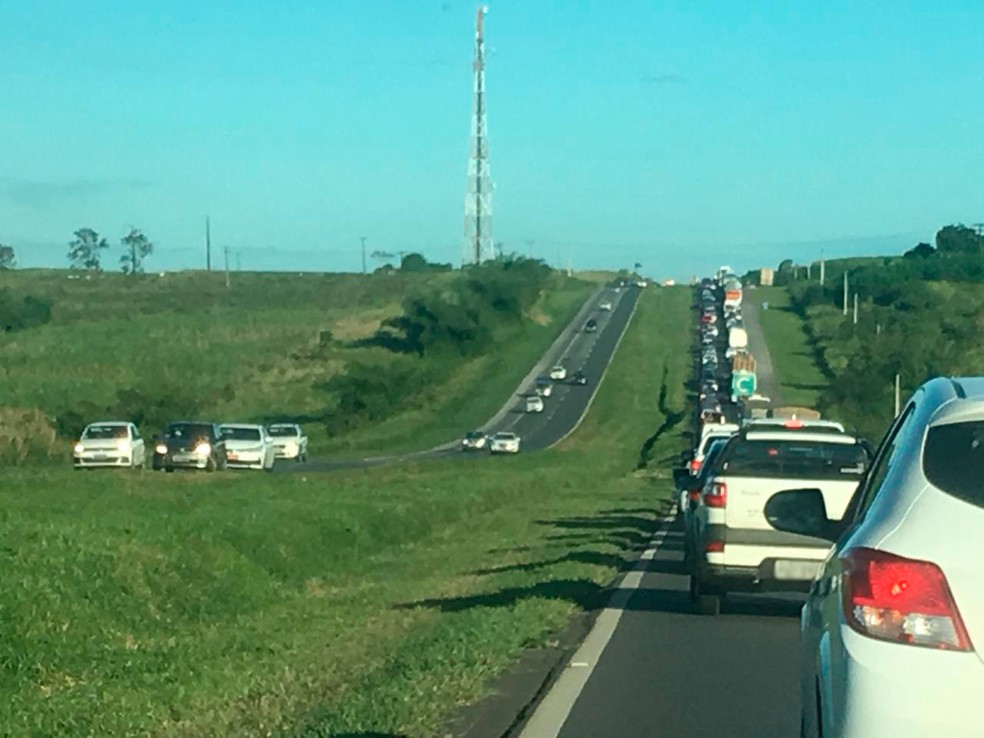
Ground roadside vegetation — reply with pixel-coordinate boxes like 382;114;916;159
0;287;692;736
751;224;984;440
0;258;591;463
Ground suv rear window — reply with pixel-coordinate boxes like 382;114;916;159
923;421;984;508
722;439;869;479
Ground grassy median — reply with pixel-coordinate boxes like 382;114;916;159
0;287;692;737
753;286;829;408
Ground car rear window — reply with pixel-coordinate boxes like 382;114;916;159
923;421;984;508
722;439;869;479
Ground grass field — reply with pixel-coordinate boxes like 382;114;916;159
753;286;829;409
0;287;693;737
0;269;592;461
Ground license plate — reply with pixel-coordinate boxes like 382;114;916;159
227;453;239;460
92;454;108;460
172;454;190;463
774;560;822;581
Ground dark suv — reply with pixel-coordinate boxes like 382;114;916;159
152;421;227;472
584;318;598;333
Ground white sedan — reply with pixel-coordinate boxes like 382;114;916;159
73;422;146;469
490;431;521;454
526;396;544;413
599;300;613;311
549;365;568;381
266;423;309;462
220;424;277;471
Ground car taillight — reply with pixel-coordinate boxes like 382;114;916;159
841;547;972;652
703;481;727;508
705;540;724;553
687;489;702;503
689;459;702;474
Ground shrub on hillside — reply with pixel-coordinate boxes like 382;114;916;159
0;290;52;332
0;408;60;464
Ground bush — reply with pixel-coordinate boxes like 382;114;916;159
0;290;52;332
0;407;60;464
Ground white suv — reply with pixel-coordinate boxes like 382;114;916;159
766;377;984;738
691;425;871;615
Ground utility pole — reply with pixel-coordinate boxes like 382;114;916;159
806;263;811;280
463;6;493;265
206;216;212;272
853;292;858;325
360;236;367;274
894;373;901;416
224;246;231;288
842;271;849;316
819;250;825;286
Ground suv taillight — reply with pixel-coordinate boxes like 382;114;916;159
689;459;702;474
703;481;727;508
841;547;972;652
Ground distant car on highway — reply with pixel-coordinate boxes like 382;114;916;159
691;424;871;615
549;365;567;381
534;377;553;397
73;422;146;470
599;299;613;311
766;377;984;738
266;423;308;462
220;424;277;471
490;431;521;454
461;430;489;451
584;318;598;333
572;370;588;385
153;421;227;473
526;395;545;413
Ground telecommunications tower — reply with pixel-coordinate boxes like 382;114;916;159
463;5;494;265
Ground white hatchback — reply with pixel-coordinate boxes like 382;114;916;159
73;422;146;469
766;377;984;738
220;424;277;471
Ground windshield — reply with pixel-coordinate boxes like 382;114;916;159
722;439;869;480
165;423;212;441
82;425;128;440
495;433;516;440
267;426;299;437
923;421;984;508
465;431;484;439
221;427;262;441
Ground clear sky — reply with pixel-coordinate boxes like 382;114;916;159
2;1;983;278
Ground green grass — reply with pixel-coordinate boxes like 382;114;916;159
0;269;591;460
754;286;829;408
0;287;693;737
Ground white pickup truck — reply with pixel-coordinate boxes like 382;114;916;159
690;426;872;615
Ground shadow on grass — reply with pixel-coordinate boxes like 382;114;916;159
782;381;827;391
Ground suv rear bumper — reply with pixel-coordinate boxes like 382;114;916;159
697;560;816;593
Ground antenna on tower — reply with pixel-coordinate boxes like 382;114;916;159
463;5;494;266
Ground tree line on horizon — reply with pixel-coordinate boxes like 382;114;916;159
0;227;156;274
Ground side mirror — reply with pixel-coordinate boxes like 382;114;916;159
764;488;841;542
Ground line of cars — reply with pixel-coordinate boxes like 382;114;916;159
72;420;309;472
677;270;984;736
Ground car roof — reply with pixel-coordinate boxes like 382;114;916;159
743;418;845;432
742;430;858;444
87;421;129;426
220;423;264;429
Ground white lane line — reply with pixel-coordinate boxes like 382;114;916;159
517;508;678;738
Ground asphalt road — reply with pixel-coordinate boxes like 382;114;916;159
550;516;803;738
291;284;641;472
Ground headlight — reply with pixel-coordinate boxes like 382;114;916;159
285;442;298;453
73;442;85;454
155;443;168;455
194;442;212;456
116;439;129;451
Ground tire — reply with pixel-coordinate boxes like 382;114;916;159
690;574;722;616
165;467;175;474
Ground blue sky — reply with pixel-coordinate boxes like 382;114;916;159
1;1;983;279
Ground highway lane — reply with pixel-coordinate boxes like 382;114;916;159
291;284;641;471
521;516;803;738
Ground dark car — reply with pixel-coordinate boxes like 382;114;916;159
573;370;588;385
584;318;598;333
152;421;227;473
